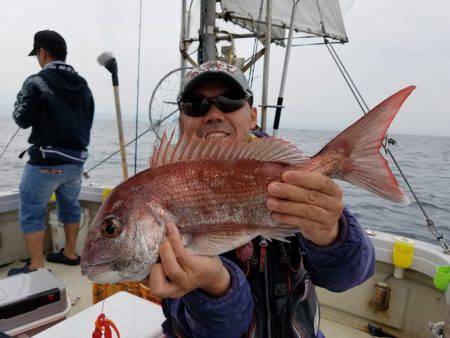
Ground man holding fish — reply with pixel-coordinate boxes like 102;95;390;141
82;61;414;337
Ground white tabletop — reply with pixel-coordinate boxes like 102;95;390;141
34;291;165;338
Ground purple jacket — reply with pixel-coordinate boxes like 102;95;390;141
162;207;375;337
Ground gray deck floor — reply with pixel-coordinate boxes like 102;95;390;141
1;260;371;336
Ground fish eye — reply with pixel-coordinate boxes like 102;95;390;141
101;215;122;238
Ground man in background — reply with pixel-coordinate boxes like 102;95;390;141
8;30;94;276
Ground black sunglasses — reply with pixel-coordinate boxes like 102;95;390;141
179;92;252;117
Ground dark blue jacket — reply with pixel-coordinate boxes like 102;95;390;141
13;62;94;165
162;207;375;337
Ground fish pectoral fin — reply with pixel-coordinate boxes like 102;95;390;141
262;227;299;242
180;233;194;246
179;223;298;256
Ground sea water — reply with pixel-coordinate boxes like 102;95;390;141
1;116;449;246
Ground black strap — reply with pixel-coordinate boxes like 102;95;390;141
18;147;31;159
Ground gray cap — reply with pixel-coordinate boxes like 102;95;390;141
178;60;253;103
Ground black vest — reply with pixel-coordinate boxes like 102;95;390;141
162;235;319;338
224;236;319;338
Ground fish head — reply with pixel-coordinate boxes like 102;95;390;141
81;180;165;284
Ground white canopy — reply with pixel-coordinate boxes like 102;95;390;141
220;0;348;42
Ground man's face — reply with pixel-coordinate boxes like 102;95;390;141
179;80;257;141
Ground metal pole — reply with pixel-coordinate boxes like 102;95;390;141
187;0;192;39
180;0;188;82
260;0;272;132
134;0;143;175
113;85;129;180
272;0;299;137
199;0;217;63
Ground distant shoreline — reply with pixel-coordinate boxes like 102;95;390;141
1;114;449;139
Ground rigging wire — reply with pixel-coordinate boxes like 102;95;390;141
0;127;20;161
83;128;151;178
134;0;143;175
248;0;265;88
187;46;199;56
83;108;178;178
291;41;342;47
324;39;450;254
88;66;188;177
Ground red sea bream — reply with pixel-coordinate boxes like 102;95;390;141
81;86;415;283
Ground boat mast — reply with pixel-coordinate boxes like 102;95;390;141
199;0;217;63
260;0;273;133
194;0;273;133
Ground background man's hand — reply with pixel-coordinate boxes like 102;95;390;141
267;171;344;246
148;223;230;298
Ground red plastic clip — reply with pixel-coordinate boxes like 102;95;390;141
92;313;120;338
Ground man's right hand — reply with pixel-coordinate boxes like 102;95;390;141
148;223;231;299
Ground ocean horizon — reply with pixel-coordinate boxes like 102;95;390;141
1;115;449;248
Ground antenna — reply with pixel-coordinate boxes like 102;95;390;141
134;0;143;175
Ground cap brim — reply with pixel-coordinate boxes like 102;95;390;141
28;48;37;56
180;71;246;100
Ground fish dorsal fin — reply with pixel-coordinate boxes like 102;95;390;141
150;131;307;167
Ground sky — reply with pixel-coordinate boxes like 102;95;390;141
1;0;449;136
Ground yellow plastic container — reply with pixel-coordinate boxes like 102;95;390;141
101;188;113;202
392;237;414;269
48;192;56;203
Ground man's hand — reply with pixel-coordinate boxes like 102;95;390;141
148;223;231;298
267;171;344;246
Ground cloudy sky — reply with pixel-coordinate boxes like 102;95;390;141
1;0;449;136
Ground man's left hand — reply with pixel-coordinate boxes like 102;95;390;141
148;223;231;299
267;171;344;246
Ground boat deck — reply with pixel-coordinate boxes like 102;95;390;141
0;259;372;337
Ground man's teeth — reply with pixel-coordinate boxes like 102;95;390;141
205;132;228;138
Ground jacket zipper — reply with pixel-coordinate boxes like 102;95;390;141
292;317;304;338
291;276;311;338
260;237;272;338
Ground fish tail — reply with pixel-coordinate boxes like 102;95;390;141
312;86;416;204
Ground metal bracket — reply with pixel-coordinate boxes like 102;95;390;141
364;227;377;236
258;104;285;109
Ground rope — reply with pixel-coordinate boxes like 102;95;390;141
324;39;450;254
0;127;20;161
